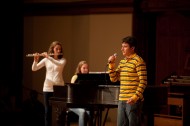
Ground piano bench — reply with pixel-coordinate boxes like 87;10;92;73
66;110;78;126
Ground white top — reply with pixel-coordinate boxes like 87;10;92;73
32;57;66;92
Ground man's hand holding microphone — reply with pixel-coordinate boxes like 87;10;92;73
108;53;117;64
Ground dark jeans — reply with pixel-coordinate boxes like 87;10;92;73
117;100;143;126
44;92;53;126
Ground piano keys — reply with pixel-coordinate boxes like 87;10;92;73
162;75;190;94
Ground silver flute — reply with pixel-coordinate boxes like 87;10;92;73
26;53;62;57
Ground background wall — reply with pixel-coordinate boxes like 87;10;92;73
23;14;132;93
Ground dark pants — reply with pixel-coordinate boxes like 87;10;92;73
44;92;53;126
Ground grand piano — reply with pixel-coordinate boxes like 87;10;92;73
49;73;168;126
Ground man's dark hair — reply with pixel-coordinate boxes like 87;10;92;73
122;36;137;48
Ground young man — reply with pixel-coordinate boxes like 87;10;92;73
108;36;147;126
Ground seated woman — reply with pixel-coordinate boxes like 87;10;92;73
70;60;93;126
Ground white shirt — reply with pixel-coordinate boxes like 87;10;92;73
32;57;66;92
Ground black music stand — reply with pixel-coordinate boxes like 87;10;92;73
76;73;119;85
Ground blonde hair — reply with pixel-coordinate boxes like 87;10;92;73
75;61;89;74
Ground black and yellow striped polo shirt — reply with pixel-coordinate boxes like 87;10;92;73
108;53;147;103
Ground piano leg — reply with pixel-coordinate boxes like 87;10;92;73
98;109;102;126
103;108;109;126
93;107;102;126
93;106;108;126
53;103;68;126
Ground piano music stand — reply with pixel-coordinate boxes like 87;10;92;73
76;73;119;85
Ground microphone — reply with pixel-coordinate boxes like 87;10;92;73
113;53;117;57
108;53;117;64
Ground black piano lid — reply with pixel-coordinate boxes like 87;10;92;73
75;72;120;85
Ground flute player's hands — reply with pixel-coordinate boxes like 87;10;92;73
41;52;49;58
33;53;40;62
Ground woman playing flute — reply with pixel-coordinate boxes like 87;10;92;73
31;41;67;126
